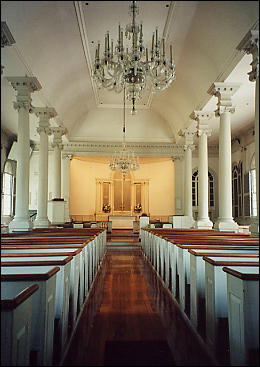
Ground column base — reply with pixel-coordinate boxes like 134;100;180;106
9;217;33;232
195;218;213;229
213;218;239;232
34;217;50;228
249;218;259;237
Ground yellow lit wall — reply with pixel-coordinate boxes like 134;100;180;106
70;157;175;217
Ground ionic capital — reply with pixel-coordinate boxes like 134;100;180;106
237;30;259;81
33;107;57;122
197;128;212;137
179;120;197;147
63;154;73;161
37;126;52;136
208;82;240;116
6;76;42;94
13;100;31;112
183;144;195;152
51;126;67;148
190;110;214;123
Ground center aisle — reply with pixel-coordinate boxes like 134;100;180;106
62;230;215;366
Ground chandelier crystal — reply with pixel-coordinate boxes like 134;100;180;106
93;0;176;113
109;87;140;176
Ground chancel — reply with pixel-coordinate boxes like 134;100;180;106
1;1;259;366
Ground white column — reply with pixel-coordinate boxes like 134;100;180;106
179;122;197;226
62;154;72;223
237;30;259;236
48;127;67;225
51;127;67;198
191;111;213;229
6;76;41;232
33;107;57;228
209;82;240;231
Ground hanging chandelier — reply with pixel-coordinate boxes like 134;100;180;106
93;1;176;114
109;87;140;176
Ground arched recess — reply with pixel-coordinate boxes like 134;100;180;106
95;171;149;218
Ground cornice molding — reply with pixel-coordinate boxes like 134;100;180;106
32;141;219;158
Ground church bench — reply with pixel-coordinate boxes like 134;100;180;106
222;266;259;366
1;240;96;298
203;256;259;364
141;229;258;267
1;234;105;275
1;283;39;366
7;228;107;251
2;255;73;360
163;241;258;306
1;248;82;329
3;235;104;292
1;266;60;366
143;233;258;285
177;245;259;304
187;248;259;336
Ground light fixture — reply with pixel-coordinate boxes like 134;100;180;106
109;87;140;176
93;0;176;114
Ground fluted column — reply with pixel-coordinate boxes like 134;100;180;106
191;111;213;229
6;76;41;232
33;107;57;228
209;83;240;231
51;127;67;199
237;30;259;236
179;122;197;226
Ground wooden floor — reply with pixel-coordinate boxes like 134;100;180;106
62;230;216;366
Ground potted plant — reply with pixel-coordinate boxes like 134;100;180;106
134;203;142;213
103;204;111;213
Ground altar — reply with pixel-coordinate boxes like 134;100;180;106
109;216;136;229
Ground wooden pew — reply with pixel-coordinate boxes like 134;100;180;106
1;283;39;366
2;241;94;298
1;234;105;277
1;248;82;330
222;266;259;366
203;256;259;364
1;236;102;297
2;255;73;361
188;248;259;336
176;246;259;315
1;266;60;366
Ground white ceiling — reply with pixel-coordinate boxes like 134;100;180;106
1;1;259;148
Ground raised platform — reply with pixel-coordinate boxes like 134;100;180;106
109;216;136;229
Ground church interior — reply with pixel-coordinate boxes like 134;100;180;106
1;1;259;366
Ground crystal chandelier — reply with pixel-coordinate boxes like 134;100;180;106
109;87;140;176
93;1;176;114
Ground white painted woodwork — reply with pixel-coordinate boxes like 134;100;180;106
1;266;59;366
223;266;259;366
1;283;39;366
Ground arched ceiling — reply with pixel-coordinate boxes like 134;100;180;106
1;1;259;148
